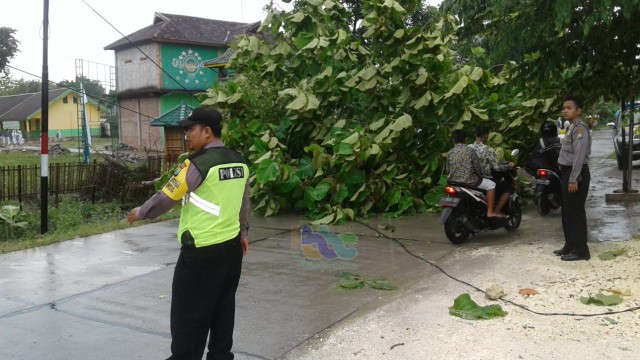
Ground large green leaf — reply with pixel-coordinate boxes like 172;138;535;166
365;279;397;290
310;213;336;225
335;184;349;203
342;168;365;185
293;32;314;49
289;11;306;23
1;205;20;219
335;143;353;155
386;188;401;205
580;292;624;306
306;182;332;202
449;293;508;320
255;159;280;184
444;75;468;98
342;132;359;144
275;174;301;194
335;272;359;280
286;92;308;110
339;279;365;290
598;248;626;261
297;157;315;178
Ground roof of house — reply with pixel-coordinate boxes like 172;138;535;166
0;89;70;122
203;47;236;68
104;13;254;50
150;103;195;127
203;21;262;68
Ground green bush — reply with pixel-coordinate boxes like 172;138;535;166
1;196;128;241
0;204;29;240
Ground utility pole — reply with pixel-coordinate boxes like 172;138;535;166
40;0;49;234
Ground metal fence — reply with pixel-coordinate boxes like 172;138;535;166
147;154;181;180
0;162;154;204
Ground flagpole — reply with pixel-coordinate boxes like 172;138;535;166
40;0;49;234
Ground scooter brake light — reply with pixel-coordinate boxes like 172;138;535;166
445;186;457;196
537;169;549;179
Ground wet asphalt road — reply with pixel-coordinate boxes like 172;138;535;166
584;129;640;242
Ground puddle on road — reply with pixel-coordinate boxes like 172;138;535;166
583;130;640;243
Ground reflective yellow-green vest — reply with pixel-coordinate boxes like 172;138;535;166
178;147;248;248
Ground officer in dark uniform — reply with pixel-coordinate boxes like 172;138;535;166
554;96;592;261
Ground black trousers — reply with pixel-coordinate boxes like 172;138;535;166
560;165;590;256
167;235;243;360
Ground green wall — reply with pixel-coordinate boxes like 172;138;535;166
161;44;222;91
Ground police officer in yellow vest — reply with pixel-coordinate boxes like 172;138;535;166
554;96;592;261
128;106;250;360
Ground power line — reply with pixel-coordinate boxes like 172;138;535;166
5;64;157;122
355;220;640;318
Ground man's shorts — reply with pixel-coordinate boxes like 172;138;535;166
476;178;496;191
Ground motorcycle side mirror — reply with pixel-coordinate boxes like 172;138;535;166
511;149;520;156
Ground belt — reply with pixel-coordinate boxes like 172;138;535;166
181;232;240;250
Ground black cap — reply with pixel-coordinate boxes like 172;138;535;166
178;106;222;131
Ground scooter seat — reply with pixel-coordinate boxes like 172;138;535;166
446;181;486;193
446;181;469;187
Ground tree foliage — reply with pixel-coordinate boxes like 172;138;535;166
0;76;107;102
0;77;41;96
442;0;640;102
0;27;19;76
57;76;107;102
200;0;550;222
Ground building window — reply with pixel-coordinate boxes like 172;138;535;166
140;57;148;61
72;96;78;104
63;97;68;104
124;59;132;64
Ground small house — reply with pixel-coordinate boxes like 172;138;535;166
149;103;194;159
0;88;101;141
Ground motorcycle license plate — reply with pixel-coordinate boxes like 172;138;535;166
535;179;550;185
438;197;460;206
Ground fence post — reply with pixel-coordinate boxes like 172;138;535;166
18;165;22;203
91;160;97;204
55;163;60;206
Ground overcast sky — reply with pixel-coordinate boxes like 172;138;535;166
1;0;441;86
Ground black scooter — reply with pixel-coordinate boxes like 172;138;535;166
526;143;563;216
533;166;562;216
437;159;522;244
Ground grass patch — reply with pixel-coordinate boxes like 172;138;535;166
0;196;181;253
55;137;113;150
0;211;180;254
607;152;617;160
0;137;116;166
0;150;84;166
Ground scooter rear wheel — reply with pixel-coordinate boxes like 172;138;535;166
535;196;551;216
444;211;472;244
505;199;522;231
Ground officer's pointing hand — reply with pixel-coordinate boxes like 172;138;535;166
128;207;140;224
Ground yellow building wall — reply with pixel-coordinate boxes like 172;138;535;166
26;94;102;139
